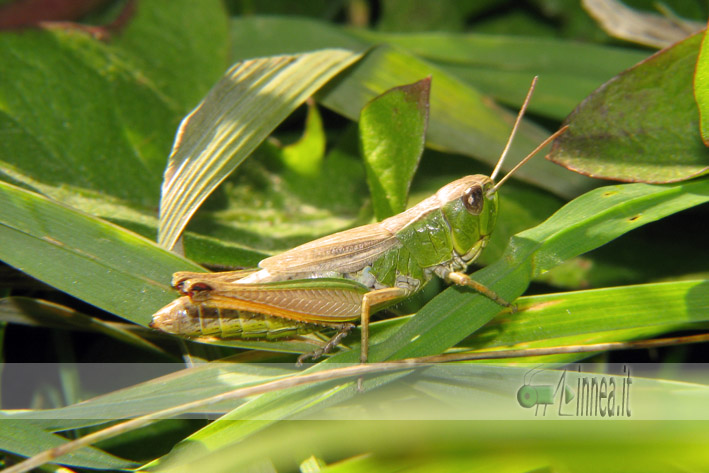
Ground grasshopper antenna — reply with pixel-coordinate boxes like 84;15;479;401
489;124;569;196
489;76;538;182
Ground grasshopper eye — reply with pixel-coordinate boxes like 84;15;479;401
462;186;484;215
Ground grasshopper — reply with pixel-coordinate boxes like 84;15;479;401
150;77;567;364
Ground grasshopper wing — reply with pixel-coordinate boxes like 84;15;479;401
259;222;399;274
193;278;371;323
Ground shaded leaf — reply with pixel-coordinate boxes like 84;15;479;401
377;0;483;32
549;32;709;183
360;77;430;219
0;29;171;207
6;362;297;431
157;49;364;250
112;0;230;112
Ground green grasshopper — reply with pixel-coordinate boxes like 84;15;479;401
150;78;567;363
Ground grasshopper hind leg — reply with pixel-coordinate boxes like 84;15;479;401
297;323;355;365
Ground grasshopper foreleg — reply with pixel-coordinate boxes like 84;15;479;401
447;271;515;310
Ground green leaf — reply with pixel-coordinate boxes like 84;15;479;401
360;77;430;219
143;371;709;471
157;49;364;250
0;181;321;355
466;279;709;357
694;28;709;144
0;181;202;326
376;0;483;32
0;29;170;207
317;44;593;198
6;363;298;432
549;32;709;183
186;124;369;263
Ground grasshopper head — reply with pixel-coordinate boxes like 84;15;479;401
437;175;498;264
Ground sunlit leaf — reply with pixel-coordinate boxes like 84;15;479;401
157;49;363;250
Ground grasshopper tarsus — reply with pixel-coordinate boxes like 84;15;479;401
295;354;310;367
296;322;355;365
447;271;511;307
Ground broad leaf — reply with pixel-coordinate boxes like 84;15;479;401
0;0;228;210
549;32;709;183
360;77;430;219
